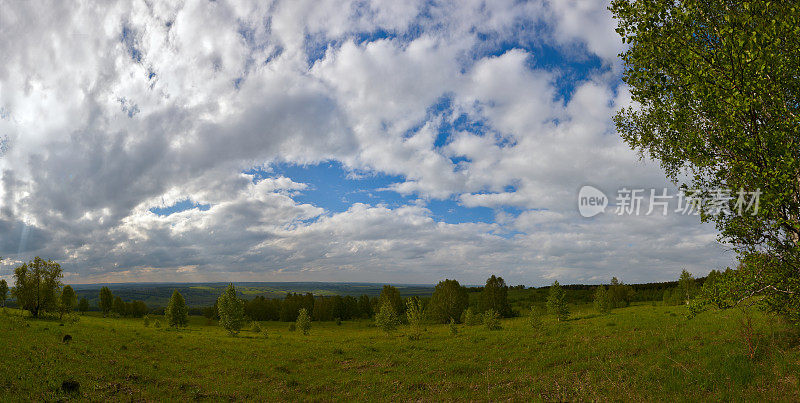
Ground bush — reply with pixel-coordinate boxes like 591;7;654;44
528;306;542;329
594;285;611;313
484;309;502;330
449;318;458;336
143;315;150;328
296;308;311;336
288;323;296;332
62;313;80;324
375;300;400;334
461;307;483;326
153;319;162;328
405;298;425;340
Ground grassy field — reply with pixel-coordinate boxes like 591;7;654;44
1;304;798;401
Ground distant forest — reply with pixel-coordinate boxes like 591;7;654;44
0;277;706;320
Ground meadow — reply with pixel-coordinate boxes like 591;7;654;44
2;303;798;401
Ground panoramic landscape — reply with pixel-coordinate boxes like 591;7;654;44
1;0;799;401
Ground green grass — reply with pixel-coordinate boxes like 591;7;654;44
1;304;798;401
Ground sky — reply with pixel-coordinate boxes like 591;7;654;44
0;0;734;286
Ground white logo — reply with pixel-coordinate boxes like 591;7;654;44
578;185;608;218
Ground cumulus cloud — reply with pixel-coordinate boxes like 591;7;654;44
0;0;730;285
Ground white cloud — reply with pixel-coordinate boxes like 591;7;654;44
0;0;731;285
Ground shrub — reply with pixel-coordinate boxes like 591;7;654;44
378;285;405;319
143;315;150;328
484;309;501;330
153;319;162;328
375;300;400;334
449;318;458;336
528;306;543;329
405;298;424;340
63;313;80;324
594;285;611;313
296;308;312;336
461;307;482;326
288;323;296;332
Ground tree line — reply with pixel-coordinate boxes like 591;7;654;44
4;256;707;327
201;275;514;326
98;286;149;318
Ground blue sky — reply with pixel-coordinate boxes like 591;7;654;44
0;0;732;286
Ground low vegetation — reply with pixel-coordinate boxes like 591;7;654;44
3;256;799;399
1;302;797;400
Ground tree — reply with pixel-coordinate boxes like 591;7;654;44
663;288;683;306
0;279;8;308
203;301;219;321
374;300;399;334
478;275;512;317
678;270;698;305
217;284;245;335
59;285;76;319
593;285;611;313
405;297;425;340
428;279;469;323
611;0;800;324
357;294;373;318
11;257;63;318
130;301;148;318
296;308;312;336
165;289;188;328
112;296;125;316
378;285;404;318
99;286;113;317
546;281;569;321
78;297;89;315
608;277;634;308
